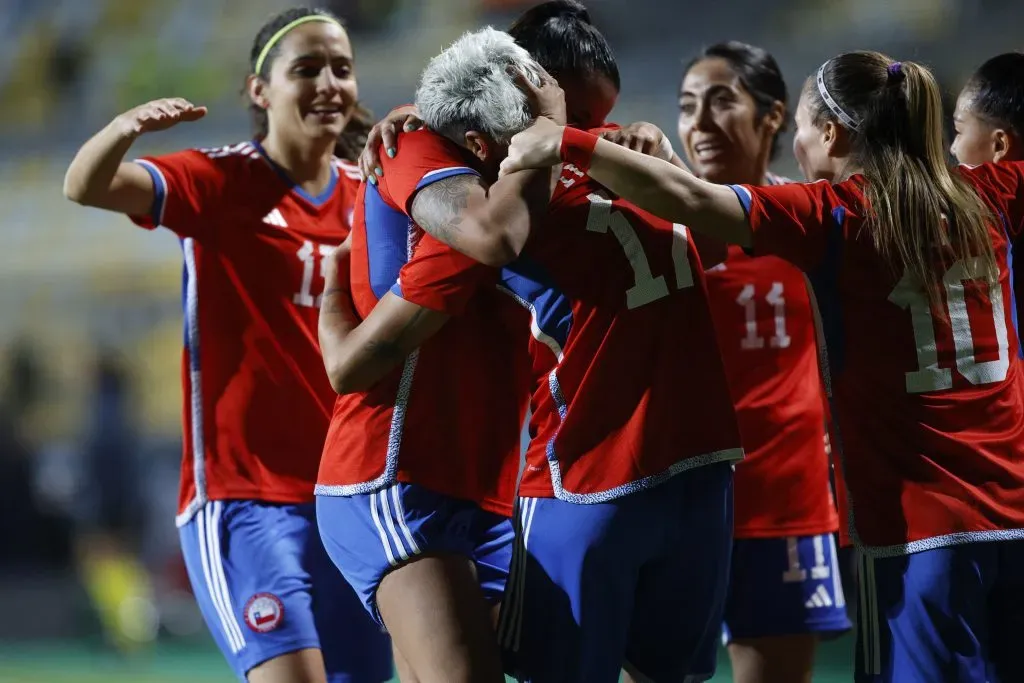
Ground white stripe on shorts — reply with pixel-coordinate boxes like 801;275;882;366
198;502;246;653
369;491;398;566
389;485;421;555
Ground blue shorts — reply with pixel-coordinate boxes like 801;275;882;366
500;462;734;683
316;482;515;626
856;539;1024;683
722;533;851;643
178;500;392;683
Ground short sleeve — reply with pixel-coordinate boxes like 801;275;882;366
390;234;496;315
729;180;838;272
378;129;481;213
130;149;227;238
959;161;1024;239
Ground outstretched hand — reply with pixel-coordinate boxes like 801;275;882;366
117;98;207;137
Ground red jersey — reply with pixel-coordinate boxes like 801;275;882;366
706;245;837;538
399;158;743;502
131;141;361;524
731;161;1024;555
315;130;531;516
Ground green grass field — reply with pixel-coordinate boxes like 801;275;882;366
0;636;854;682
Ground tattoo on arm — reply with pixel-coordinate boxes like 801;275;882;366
409;174;483;248
363;306;432;365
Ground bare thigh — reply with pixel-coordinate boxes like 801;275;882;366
376;553;504;683
247;648;328;683
727;634;817;683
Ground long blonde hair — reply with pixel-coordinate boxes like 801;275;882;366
809;51;996;312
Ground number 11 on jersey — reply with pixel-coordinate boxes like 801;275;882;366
294;240;335;308
736;282;791;350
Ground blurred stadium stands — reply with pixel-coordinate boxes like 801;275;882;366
0;0;1021;679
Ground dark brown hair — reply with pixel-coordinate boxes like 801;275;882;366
807;51;996;311
247;6;372;159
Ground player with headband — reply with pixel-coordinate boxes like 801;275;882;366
665;41;849;683
501;50;1024;683
64;7;392;683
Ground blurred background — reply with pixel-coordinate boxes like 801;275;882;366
0;0;1020;680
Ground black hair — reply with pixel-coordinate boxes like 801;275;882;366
963;52;1024;137
246;5;370;154
507;1;619;91
684;41;788;161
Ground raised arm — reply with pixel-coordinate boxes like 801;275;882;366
64;98;207;214
598;121;728;268
500;117;752;248
319;240;449;394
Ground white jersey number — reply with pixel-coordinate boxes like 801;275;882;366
586;193;694;310
888;257;1009;393
782;535;831;583
736;281;791;350
293;240;335;308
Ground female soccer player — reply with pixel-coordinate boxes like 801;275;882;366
677;41;849;683
502;49;1024;683
63;7;392;683
340;12;739;682
951;52;1024;347
357;0;669;187
951;52;1024;168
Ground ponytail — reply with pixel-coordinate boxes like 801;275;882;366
811;52;995;313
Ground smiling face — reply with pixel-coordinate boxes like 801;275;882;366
678;57;775;184
250;21;358;146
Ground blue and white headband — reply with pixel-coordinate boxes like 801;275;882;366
816;61;860;131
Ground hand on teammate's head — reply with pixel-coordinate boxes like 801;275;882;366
509;63;566;126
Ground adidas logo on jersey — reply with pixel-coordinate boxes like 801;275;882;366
262;208;288;228
804;585;834;609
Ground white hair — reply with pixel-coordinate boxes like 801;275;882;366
415;27;541;145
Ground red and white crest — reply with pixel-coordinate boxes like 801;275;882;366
243;593;284;633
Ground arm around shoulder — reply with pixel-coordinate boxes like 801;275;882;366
410;174;517;267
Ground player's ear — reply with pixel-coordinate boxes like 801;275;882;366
247;74;270;111
822;120;850;159
992;128;1012;163
762;100;786;137
463;131;491;163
